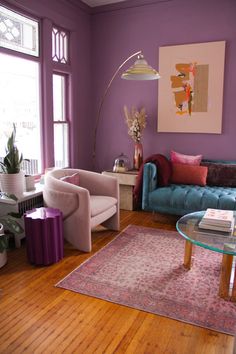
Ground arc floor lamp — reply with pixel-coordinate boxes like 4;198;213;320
92;50;161;169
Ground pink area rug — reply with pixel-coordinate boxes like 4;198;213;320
56;225;236;334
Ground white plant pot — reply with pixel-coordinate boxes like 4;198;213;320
0;171;24;198
25;175;35;192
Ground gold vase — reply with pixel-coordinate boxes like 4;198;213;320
133;142;143;170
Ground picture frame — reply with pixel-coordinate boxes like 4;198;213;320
157;41;226;133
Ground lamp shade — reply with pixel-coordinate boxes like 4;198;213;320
121;54;160;80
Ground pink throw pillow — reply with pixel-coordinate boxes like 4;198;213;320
171;150;202;165
61;172;80;186
171;163;208;186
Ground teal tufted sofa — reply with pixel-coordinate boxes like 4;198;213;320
142;160;236;215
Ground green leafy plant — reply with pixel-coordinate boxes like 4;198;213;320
0;233;8;253
0;124;25;174
0;214;24;253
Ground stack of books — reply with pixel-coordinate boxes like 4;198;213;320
199;208;235;235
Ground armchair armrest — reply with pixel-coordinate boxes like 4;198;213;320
142;163;157;210
44;173;91;218
43;188;79;219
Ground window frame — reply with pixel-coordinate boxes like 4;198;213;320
0;5;43;176
52;71;71;168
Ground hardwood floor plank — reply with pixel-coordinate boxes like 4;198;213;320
16;297;98;353
0;210;234;353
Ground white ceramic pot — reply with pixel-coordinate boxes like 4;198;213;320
25;175;35;192
0;170;24;198
0;224;7;268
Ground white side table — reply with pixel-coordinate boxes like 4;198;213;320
0;183;44;248
102;170;138;211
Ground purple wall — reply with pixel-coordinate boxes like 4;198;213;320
91;0;236;171
2;0;236;172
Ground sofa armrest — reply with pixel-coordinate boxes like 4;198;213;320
142;163;157;210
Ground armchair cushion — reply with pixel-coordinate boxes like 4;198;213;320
90;196;117;217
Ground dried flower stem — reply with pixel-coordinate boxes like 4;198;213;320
124;106;147;143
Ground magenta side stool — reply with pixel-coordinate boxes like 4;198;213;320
24;207;64;266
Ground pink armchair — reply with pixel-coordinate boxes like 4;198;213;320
43;169;120;252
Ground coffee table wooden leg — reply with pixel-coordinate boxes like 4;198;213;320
219;253;233;299
184;240;192;270
231;262;236;301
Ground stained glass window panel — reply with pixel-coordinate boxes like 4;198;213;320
0;5;39;57
52;26;68;64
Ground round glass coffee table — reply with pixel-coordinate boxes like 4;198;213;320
176;211;236;300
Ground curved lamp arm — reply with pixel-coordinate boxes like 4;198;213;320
92;50;142;168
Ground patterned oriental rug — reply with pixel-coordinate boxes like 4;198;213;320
56;225;236;335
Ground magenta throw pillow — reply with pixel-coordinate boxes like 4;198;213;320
61;172;80;186
171;163;208;186
170;150;202;166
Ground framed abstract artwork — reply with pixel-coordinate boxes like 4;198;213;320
157;41;225;133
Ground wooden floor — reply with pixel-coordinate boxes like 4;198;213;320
0;210;234;354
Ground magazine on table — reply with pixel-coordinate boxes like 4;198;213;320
198;218;235;233
195;222;235;238
201;208;234;227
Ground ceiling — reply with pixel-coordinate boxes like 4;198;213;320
80;0;128;7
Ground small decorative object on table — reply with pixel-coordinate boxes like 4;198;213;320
25;175;36;191
124;105;147;170
113;153;131;173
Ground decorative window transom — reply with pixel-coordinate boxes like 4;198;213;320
52;26;69;64
0;5;39;56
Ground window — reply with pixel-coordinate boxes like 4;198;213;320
53;74;69;168
0;5;39;56
52;26;68;64
0;52;41;174
0;5;40;175
52;25;70;168
0;4;72;174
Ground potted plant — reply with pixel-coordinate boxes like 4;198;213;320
0;124;26;198
0;215;24;268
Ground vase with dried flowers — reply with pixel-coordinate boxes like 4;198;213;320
124;105;147;170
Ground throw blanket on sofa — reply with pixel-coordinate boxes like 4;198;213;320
133;154;172;207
